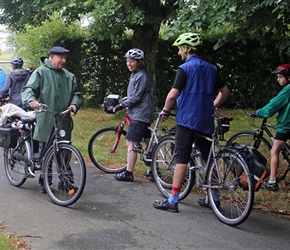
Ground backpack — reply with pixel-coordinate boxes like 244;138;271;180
228;143;270;191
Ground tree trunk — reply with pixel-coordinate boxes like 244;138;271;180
132;23;161;107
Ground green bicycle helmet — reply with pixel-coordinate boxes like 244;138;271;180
172;33;202;48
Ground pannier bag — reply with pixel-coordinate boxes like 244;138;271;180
0;126;19;148
229;143;270;191
103;94;120;114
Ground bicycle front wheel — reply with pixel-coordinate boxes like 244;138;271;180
4;139;31;187
88;127;127;173
43;143;86;207
151;136;194;201
227;131;271;164
206;149;254;226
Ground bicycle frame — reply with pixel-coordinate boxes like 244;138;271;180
247;115;290;181
112;112;174;162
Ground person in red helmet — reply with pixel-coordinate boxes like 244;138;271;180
254;64;290;191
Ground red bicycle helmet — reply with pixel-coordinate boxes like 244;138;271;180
272;64;290;75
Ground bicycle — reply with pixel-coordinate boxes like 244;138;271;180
0;103;86;206
151;114;255;226
227;111;290;184
88;111;175;175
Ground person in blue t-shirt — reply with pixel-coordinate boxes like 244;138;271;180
153;32;230;212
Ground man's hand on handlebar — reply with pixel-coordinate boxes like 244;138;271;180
159;109;171;121
69;104;78;117
29;101;40;110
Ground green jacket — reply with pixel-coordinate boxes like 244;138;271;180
255;84;290;133
21;57;82;142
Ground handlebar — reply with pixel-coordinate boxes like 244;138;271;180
38;103;74;116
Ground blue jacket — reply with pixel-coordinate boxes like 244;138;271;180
176;55;217;134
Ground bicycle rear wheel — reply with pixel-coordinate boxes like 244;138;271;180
206;148;254;226
227;131;271;165
151;136;194;201
88;127;127;173
4;139;31;187
43;143;86;207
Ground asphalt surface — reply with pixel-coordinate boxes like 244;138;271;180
1;151;290;250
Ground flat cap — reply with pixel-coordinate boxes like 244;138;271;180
49;46;69;55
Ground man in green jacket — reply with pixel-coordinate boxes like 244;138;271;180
21;46;82;193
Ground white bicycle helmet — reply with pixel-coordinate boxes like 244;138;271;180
125;48;144;60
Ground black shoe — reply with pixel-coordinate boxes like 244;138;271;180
114;171;134;182
144;170;161;182
144;170;153;177
153;199;178;213
198;198;220;210
261;181;279;191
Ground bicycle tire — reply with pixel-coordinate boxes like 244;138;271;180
4;138;31;187
43;143;86;207
151;136;194;201
206;148;254;226
227;131;272;164
88;127;127;173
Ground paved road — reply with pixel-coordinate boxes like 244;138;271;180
1;152;290;250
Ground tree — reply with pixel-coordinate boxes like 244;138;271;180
12;13;83;67
169;0;290;52
0;0;180;97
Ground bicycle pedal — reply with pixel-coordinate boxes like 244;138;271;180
26;167;35;178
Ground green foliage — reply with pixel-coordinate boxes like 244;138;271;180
171;0;290;52
80;39;130;107
10;12;84;67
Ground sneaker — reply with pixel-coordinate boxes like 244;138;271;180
198;198;220;210
153;199;179;213
39;185;46;193
261;181;279;191
114;171;134;182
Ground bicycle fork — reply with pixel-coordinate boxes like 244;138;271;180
111;122;125;153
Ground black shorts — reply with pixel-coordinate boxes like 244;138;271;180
274;132;290;142
175;125;212;164
126;120;151;142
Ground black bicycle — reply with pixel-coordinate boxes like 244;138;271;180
227;111;290;184
1;104;86;206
